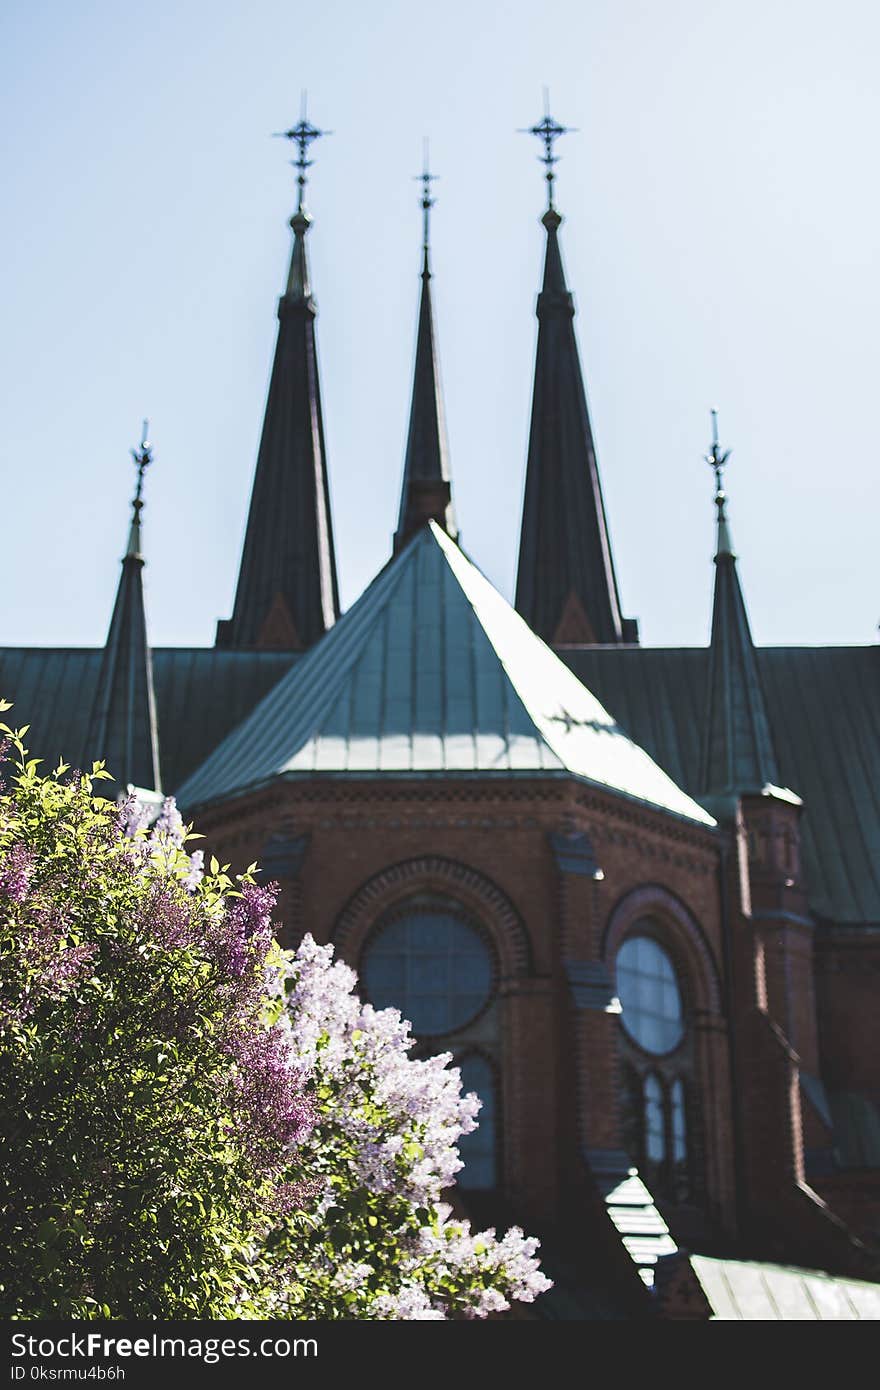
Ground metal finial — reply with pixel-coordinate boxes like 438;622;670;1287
274;92;332;213
130;420;152;513
415;138;438;270
125;420;152;557
519;91;577;210
705;408;735;555
705;407;731;498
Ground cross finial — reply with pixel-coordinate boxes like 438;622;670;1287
705;407;731;498
705;408;735;555
415;138;438;272
130;420;152;514
519;89;576;210
125;420;152;558
274;92;332;214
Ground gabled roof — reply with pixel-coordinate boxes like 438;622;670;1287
176;523;714;825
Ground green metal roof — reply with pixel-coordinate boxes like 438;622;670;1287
565;645;880;925
0;646;296;791
688;1255;880;1320
174;524;715;825
3;593;876;926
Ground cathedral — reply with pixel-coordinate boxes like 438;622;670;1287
3;107;879;1321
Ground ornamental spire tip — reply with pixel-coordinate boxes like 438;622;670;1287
274;91;331;217
705;408;734;558
415;138;438;275
519;88;576;211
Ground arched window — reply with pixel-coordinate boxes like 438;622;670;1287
616;935;683;1055
614;921;697;1206
644;1074;666;1163
671;1078;687;1165
361;901;494;1038
457;1055;497;1190
359;893;502;1194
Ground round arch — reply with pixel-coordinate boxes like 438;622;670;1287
332;856;533;979
602;883;722;1017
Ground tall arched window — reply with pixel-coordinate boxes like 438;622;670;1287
360;893;501;1190
644;1074;666;1163
614;921;697;1205
671;1078;687;1165
457;1055;497;1190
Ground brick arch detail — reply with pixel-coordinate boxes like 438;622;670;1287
332;857;533;978
602;883;722;1017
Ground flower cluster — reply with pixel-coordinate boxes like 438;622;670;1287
224;1014;315;1165
284;936;479;1203
279;934;552;1319
0;842;34;903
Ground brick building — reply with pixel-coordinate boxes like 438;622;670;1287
3;115;879;1318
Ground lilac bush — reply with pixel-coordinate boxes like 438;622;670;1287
0;709;314;1318
0;701;550;1320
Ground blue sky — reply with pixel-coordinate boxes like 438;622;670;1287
1;0;877;648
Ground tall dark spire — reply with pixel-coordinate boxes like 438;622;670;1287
84;424;162;792
393;144;457;554
514;101;635;646
217;99;339;650
700;411;780;802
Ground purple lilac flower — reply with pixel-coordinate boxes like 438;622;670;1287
225;1017;315;1166
211;884;277;980
0;843;35;903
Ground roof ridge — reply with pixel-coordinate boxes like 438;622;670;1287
177;536;421;808
177;525;714;825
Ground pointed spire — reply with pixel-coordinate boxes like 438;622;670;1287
700;412;780;802
84;424;162;792
514;99;635;646
393;143;457;554
217;97;339;650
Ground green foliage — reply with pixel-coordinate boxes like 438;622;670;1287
0;714;300;1318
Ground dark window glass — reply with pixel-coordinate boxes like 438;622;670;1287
457;1055;497;1190
362;910;493;1037
671;1078;687;1164
616;935;684;1054
645;1073;666;1162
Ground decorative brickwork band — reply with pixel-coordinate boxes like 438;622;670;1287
331;856;533;977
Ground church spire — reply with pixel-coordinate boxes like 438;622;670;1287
218;98;339;650
84;424;162;792
514;100;635;646
393;143;457;554
700;411;780;802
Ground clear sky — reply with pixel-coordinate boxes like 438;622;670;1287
1;0;877;650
